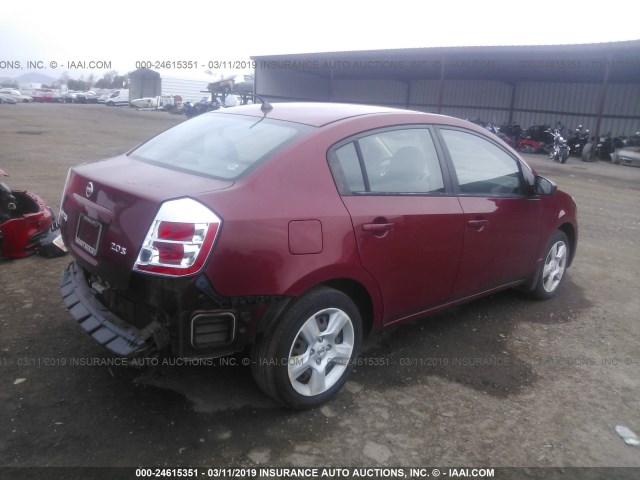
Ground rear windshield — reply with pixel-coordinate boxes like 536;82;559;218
130;113;311;179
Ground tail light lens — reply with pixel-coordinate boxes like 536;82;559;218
133;198;222;277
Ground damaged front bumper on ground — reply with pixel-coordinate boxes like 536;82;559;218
0;168;66;259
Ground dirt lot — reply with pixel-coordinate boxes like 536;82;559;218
1;104;639;472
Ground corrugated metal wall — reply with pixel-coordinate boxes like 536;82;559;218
408;79;512;123
408;79;440;106
255;63;640;136
441;80;512;108
512;82;640;135
332;79;407;106
257;68;329;101
161;77;210;103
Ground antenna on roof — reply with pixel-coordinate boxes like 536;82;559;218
252;94;273;114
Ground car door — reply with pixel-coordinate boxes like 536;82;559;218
328;127;465;324
437;127;542;296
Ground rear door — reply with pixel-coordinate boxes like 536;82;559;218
436;128;542;296
328;127;464;324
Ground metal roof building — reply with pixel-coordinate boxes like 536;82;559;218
128;68;161;102
252;40;640;137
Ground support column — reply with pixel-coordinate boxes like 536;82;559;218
590;52;612;160
437;55;446;114
508;82;517;124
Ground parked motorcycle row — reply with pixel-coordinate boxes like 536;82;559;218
470;119;640;165
183;92;254;118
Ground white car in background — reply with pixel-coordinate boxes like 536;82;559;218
0;89;33;103
97;91;113;104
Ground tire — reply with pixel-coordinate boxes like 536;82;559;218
530;230;570;300
251;286;362;409
560;150;568;164
581;143;593;162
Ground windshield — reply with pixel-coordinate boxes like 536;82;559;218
130;113;311;180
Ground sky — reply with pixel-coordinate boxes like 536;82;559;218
1;0;639;82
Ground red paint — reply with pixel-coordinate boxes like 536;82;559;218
59;103;578;342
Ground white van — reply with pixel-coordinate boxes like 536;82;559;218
105;89;130;106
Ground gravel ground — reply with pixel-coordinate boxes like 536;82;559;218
1;104;639;474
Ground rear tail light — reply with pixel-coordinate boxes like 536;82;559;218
133;198;222;277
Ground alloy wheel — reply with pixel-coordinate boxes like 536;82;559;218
288;308;355;396
542;240;567;293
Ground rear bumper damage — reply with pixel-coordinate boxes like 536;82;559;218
61;261;161;356
60;261;288;359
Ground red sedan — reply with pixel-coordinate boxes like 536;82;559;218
59;102;577;408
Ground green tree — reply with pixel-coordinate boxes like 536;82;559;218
95;70;118;89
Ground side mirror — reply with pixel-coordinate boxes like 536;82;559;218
534;175;557;196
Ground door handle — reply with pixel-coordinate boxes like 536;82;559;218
467;219;488;230
362;222;395;233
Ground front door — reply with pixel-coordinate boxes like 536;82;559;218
437;128;542;296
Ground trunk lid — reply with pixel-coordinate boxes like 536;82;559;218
60;155;232;288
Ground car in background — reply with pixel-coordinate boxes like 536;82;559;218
616;147;640;167
0;89;33;103
31;89;59;103
0;94;17;104
97;91;113;104
59;102;578;409
612;132;640;167
105;89;130;106
85;92;99;103
61;91;80;103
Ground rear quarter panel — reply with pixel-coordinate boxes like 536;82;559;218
197;119;432;330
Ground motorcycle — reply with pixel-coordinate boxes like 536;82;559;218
468;120;516;148
484;122;516;147
518;138;546;154
1;168;65;258
520;125;555;153
548;129;569;164
184;96;222;118
567;125;591;157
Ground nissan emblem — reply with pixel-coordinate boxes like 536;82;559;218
86;182;94;198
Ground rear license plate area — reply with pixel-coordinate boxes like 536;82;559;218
75;214;102;256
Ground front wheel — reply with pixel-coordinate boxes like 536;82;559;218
251;287;362;409
530;230;570;300
560;150;569;164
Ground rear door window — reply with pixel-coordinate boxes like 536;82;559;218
329;128;445;195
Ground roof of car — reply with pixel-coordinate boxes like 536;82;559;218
215;102;434;127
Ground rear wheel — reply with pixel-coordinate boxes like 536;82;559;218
251;287;362;409
531;230;570;300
